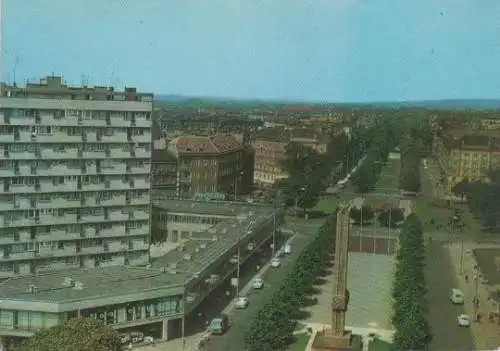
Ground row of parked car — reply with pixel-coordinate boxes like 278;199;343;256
205;243;292;337
118;331;155;345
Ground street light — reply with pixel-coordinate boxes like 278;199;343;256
234;170;244;201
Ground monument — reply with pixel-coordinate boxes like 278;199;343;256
311;202;362;351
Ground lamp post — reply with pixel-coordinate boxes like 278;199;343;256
234;170;244;201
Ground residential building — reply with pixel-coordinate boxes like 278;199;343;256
151;149;178;198
252;127;289;185
0;76;153;276
435;129;500;192
290;127;329;154
252;126;330;186
166;135;244;198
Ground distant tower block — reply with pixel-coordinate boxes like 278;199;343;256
311;202;360;351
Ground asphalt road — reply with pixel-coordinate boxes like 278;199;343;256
205;222;321;351
425;240;475;350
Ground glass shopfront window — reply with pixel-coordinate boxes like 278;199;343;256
79;295;183;327
0;310;60;330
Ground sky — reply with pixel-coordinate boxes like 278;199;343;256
3;0;500;102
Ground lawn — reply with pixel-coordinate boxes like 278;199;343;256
287;333;310;351
374;159;401;192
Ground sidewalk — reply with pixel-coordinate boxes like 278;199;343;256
447;241;500;350
299;322;393;351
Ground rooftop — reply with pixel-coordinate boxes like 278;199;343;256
0;265;184;305
169;135;242;155
152;196;275;217
151;213;276;273
254;126;289;143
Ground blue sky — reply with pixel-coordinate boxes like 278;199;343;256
3;0;500;102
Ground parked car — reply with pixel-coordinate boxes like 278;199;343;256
270;258;281;268
129;331;144;343
144;336;155;344
252;278;264;289
207;314;229;335
235;296;249;309
118;333;130;344
458;314;471;327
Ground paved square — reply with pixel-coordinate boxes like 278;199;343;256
303;252;395;331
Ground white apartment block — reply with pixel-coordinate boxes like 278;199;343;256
0;76;153;277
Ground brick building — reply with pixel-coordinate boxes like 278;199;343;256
435;129;500;192
252;126;329;186
166;135;249;198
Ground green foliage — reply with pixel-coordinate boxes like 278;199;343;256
391;214;431;351
15;318;121;351
244;215;336;351
458;169;500;232
399;140;422;193
281;133;353;215
377;208;405;228
349;206;375;224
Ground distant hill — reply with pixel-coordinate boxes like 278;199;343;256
155;95;500;111
369;99;500;110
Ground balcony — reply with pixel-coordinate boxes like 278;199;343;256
41;114;78;126
8;251;35;260
130;195;150;205
41;148;79;160
9;116;36;126
0;134;14;142
134;117;151;128
132;243;150;251
101;132;128;143
131;133;152;143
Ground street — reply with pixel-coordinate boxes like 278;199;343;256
205;221;323;351
425;238;475;350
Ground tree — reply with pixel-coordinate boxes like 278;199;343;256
349;206;374;224
451;179;471;199
244;215;337;350
378;208;405;228
15;318;121;351
392;214;430;351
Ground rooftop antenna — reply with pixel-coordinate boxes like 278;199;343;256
12;56;19;85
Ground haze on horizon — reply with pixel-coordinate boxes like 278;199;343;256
4;0;500;103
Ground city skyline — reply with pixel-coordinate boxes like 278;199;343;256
4;0;500;103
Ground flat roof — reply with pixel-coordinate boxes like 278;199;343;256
152;197;277;217
151;213;275;274
0;206;278;307
0;265;185;305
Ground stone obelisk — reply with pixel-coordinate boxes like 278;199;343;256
311;202;353;350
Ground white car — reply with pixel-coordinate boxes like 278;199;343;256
235;296;249;309
144;336;154;344
458;314;471;327
270;258;281;268
252;278;264;289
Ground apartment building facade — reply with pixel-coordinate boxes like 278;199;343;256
436;129;500;192
252;127;289;185
167;135;244;198
0;76;153;276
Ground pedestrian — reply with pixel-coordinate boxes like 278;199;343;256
465;274;469;283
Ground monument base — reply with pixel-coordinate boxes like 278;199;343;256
311;329;362;351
